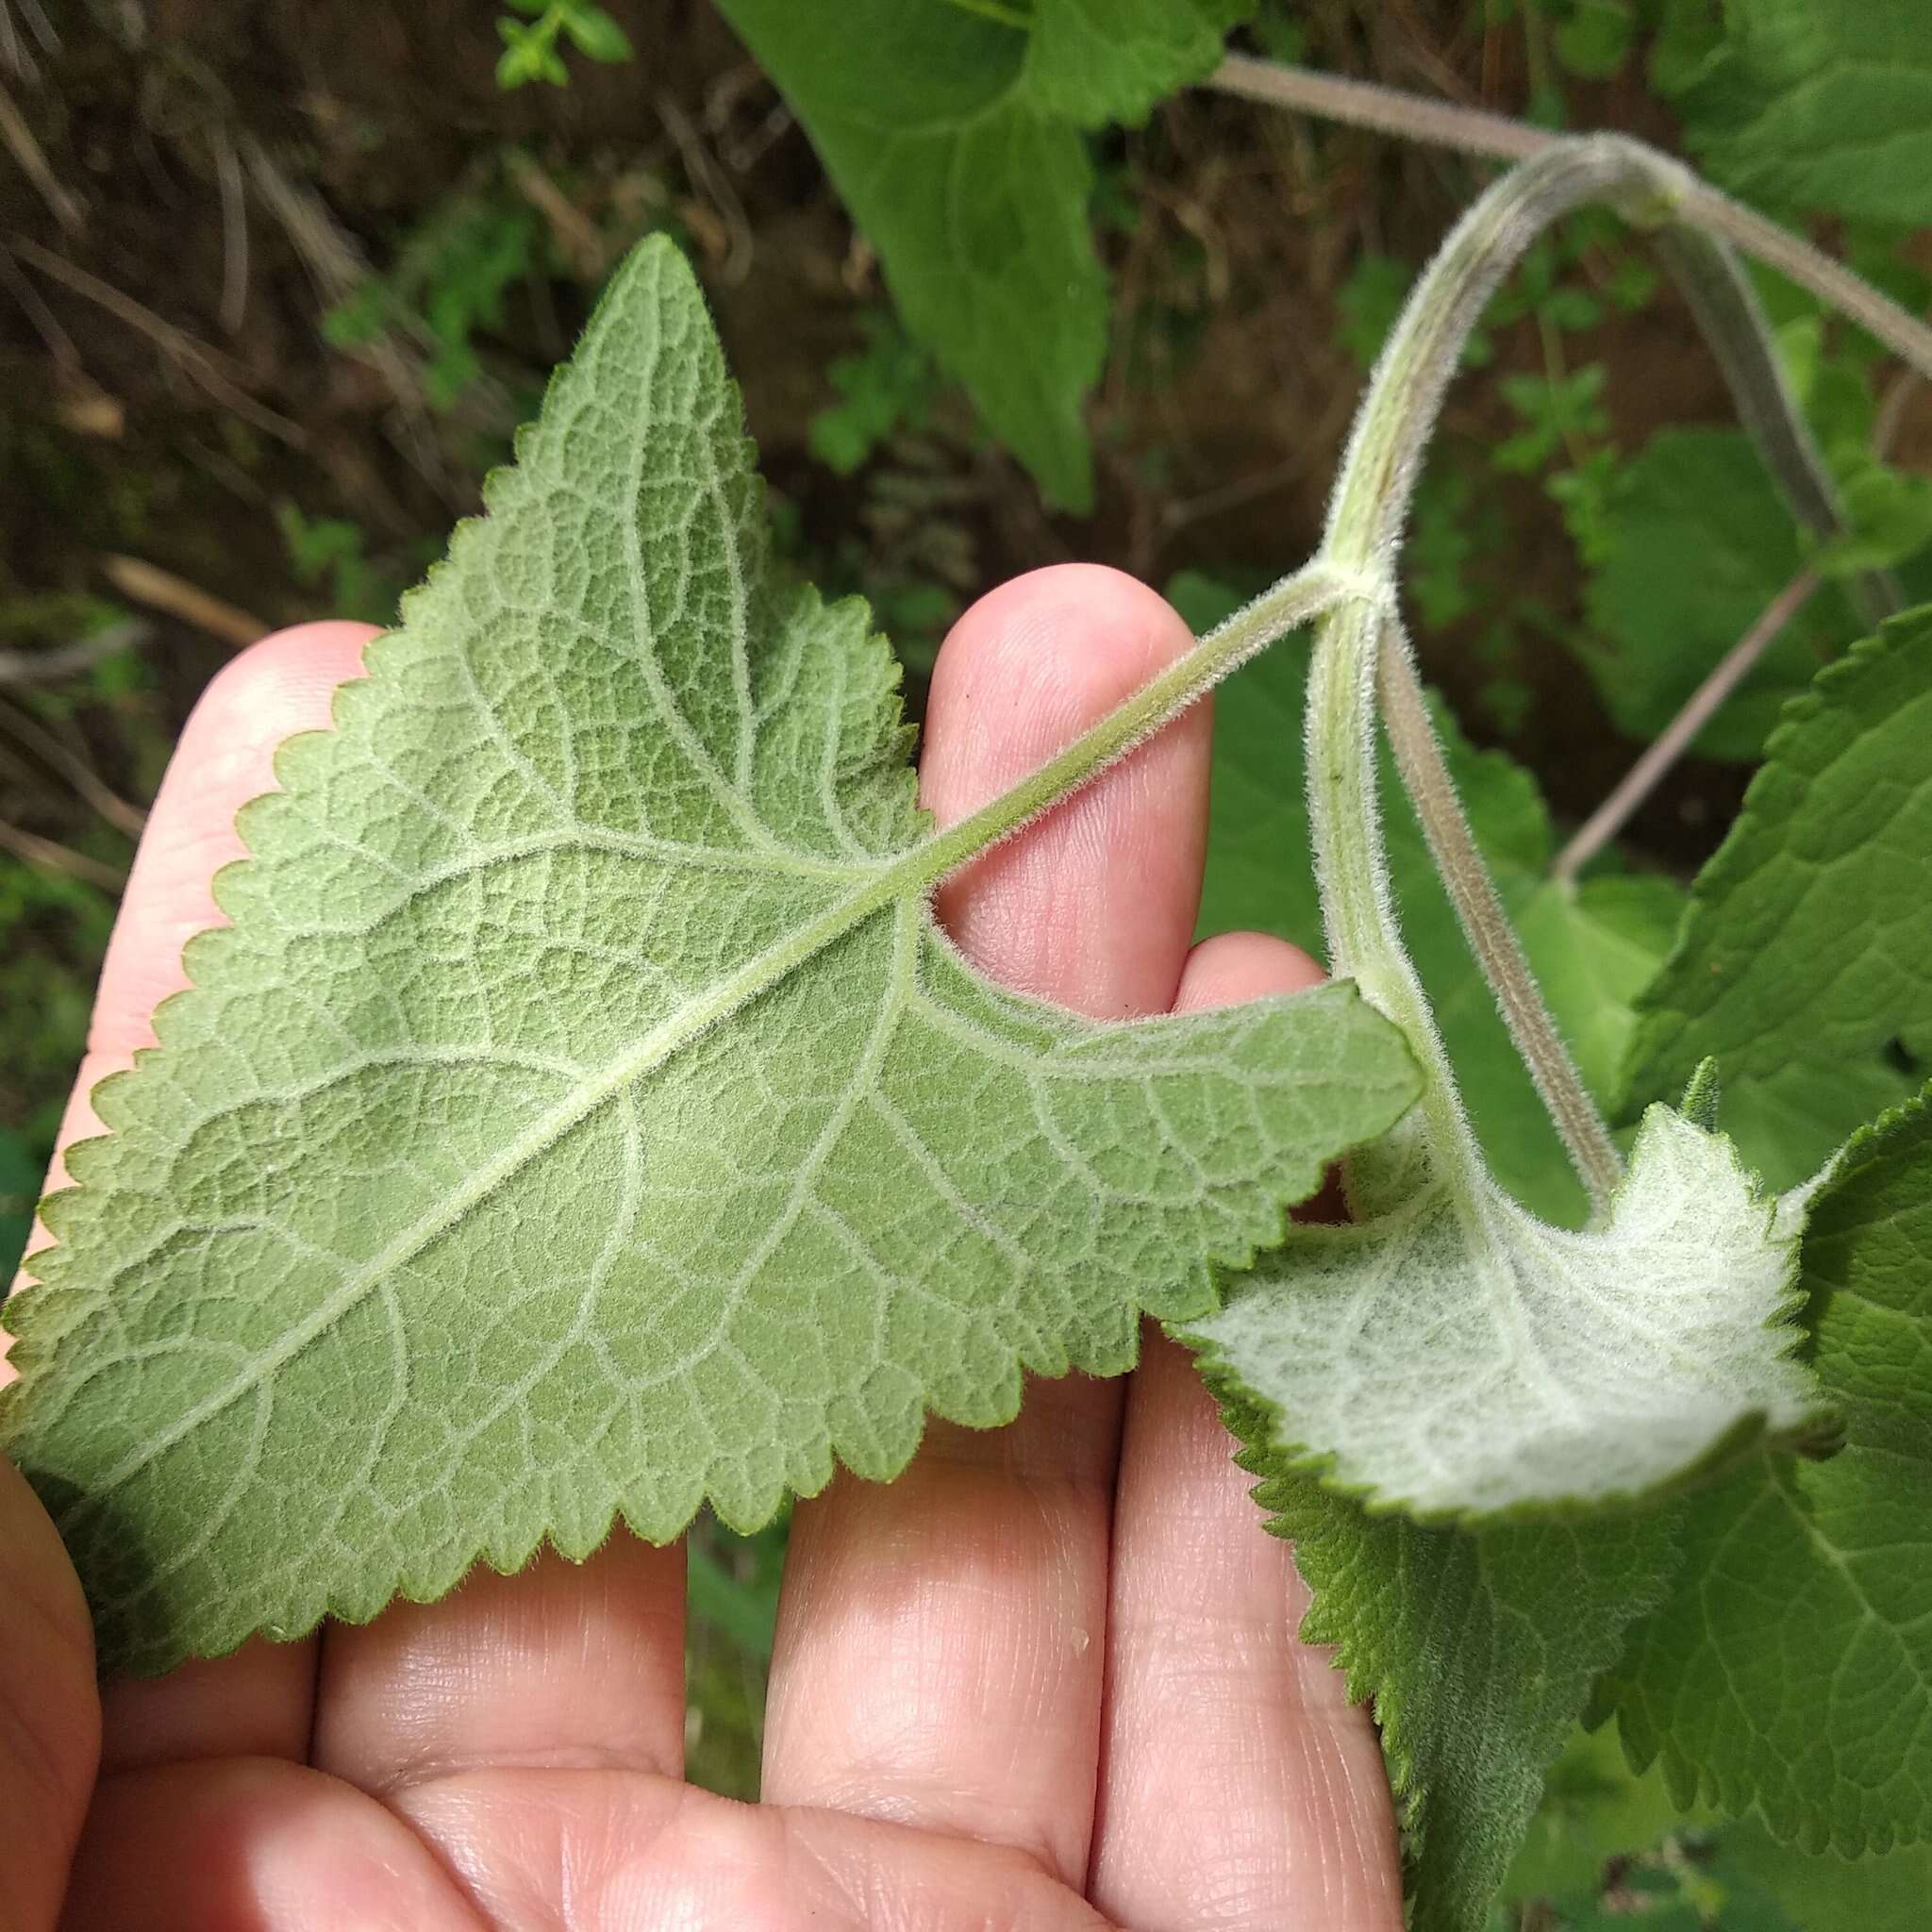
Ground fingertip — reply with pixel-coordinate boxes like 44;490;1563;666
921;565;1210;1019
1173;930;1326;1013
86;622;377;1064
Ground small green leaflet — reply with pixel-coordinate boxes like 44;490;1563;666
1624;608;1932;1191
1186;1100;1824;1519
1605;1085;1932;1857
1184;571;1684;1228
1578;430;1865;763
1208;1373;1675;1932
0;238;1421;1676
1667;0;1932;226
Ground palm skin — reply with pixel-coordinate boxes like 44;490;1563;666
1;567;1404;1932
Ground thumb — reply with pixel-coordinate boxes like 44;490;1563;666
0;1453;99;1931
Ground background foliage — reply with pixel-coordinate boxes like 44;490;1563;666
1;2;1927;1924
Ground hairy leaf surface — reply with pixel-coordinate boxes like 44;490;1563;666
716;0;1106;508
1624;608;1932;1189
1208;1376;1675;1932
1605;1087;1932;1856
0;238;1421;1676
1669;0;1932;226
1187;1104;1823;1519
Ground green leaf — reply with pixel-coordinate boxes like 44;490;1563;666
1023;0;1254;127
1185;1098;1825;1520
1623;608;1932;1190
1577;429;1864;762
0;237;1421;1677
559;2;632;64
1604;1086;1932;1856
1191;584;1681;1225
1207;1373;1677;1932
1669;0;1932;226
715;0;1106;509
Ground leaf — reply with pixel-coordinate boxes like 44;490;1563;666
1190;578;1681;1225
1207;1374;1677;1932
1577;430;1864;762
715;0;1106;509
1668;0;1932;226
1604;1086;1932;1857
1184;1099;1825;1521
0;237;1422;1677
1623;608;1932;1190
1023;0;1253;127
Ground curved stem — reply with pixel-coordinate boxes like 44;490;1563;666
1312;142;1686;1212
1324;136;1681;572
1204;55;1932;389
1652;227;1898;626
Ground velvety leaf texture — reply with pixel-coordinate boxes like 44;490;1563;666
1606;1086;1932;1857
1208;1376;1675;1932
1189;584;1682;1229
715;0;1107;509
1623;608;1932;1190
1186;1105;1824;1521
1670;0;1932;226
0;238;1421;1676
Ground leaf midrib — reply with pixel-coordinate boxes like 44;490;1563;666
88;843;926;1498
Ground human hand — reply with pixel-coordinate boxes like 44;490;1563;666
2;565;1403;1930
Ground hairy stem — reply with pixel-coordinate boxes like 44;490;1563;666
1652;226;1898;626
1210;51;1548;163
1206;55;1932;387
1316;141;1681;1210
1552;568;1823;888
1379;625;1622;1201
922;559;1368;886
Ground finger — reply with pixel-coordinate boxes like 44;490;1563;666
761;564;1212;1885
10;623;376;1776
309;1533;687;1791
1088;933;1405;1929
0;1456;99;1932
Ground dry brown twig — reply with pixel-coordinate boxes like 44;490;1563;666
98;556;265;649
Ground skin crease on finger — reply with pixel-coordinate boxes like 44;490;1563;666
1;571;1403;1931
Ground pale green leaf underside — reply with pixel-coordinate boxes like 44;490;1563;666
1205;1376;1674;1932
1606;1086;1932;1857
0;237;1420;1675
1623;607;1932;1190
1188;1106;1824;1520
